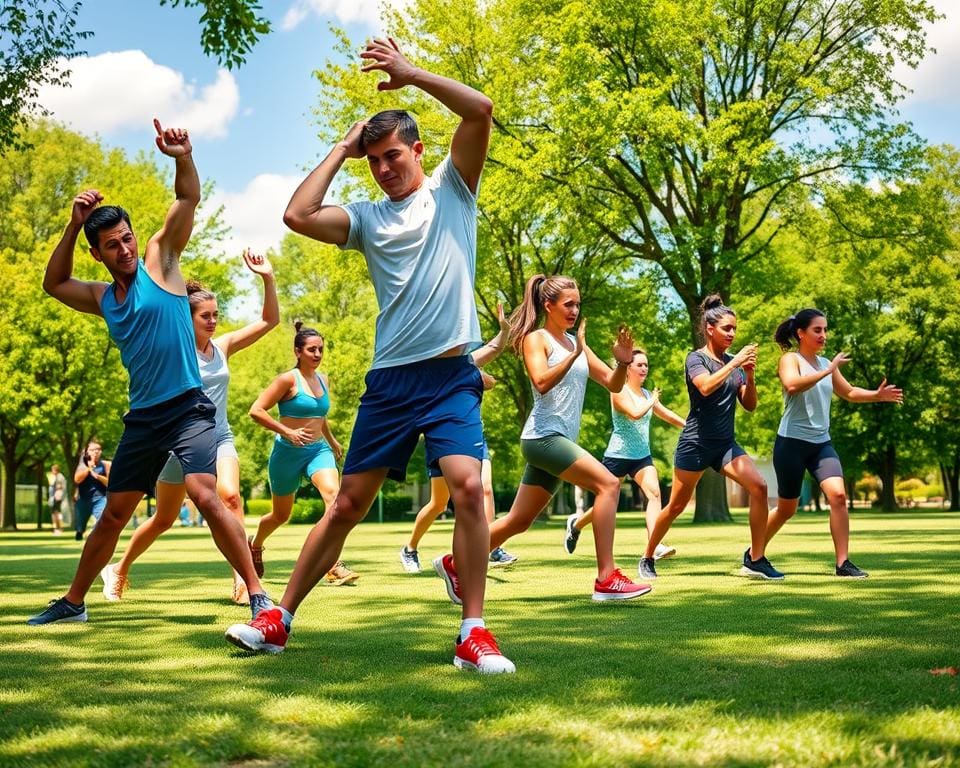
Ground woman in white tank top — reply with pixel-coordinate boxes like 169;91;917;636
765;309;902;578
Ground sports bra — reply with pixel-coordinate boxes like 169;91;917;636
277;369;330;419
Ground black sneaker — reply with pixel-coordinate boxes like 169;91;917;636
28;597;87;625
249;591;274;619
739;548;785;580
638;557;657;580
563;513;581;554
836;560;869;579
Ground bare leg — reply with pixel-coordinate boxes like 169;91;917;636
721;455;769;561
310;468;341;509
480;459;495;524
440;455;486;621
635;466;662;540
65;491;143;604
115;481;183;577
575;505;595;531
489;483;554;551
644;468;703;559
765;497;800;548
821;476;850;565
407;477;451;551
280;469;386;614
252;493;295;547
183;473;263;595
215;456;244;587
558;456;622;580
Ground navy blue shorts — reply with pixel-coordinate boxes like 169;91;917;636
109;388;217;494
773;435;843;499
343;356;484;481
602;454;654;478
674;438;746;473
428;439;489;478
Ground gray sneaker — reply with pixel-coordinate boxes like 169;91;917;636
563;513;582;554
739;549;785;580
249;591;274;619
638;557;657;580
28;597;87;625
399;545;422;573
836;559;868;579
489;547;518;568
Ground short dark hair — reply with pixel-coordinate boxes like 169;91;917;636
83;205;132;250
360;110;420;153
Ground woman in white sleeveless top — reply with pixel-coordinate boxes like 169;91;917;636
766;308;903;578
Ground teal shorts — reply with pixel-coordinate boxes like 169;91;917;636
520;435;589;495
268;436;337;496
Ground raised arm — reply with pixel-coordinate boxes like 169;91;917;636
43;190;109;316
471;303;511;368
216;250;280;358
585;324;632;393
522;330;582;395
145;119;200;284
738;353;759;412
690;344;756;397
282;121;361;245
653;400;687;429
613;387;659;420
833;370;904;404
779;351;848;395
360;38;493;193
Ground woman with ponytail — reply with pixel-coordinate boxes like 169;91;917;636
640;294;784;581
765;309;902;578
435;274;652;602
247;322;358;586
101;249;279;606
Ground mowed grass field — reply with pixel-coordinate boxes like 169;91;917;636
1;509;958;767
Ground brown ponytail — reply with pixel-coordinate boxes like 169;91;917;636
508;274;577;355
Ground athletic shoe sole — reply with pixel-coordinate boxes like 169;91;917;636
453;656;517;674
591;585;653;602
836;573;869;579
100;565;121;602
488;557;518;569
653;545;677;561
399;548;422;574
327;575;359;586
28;612;88;625
738;566;785;581
433;556;462;605
224;625;284;654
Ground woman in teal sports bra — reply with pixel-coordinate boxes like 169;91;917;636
248;322;357;585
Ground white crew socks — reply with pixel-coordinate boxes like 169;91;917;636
279;606;294;630
459;617;485;643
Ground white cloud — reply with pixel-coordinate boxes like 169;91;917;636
36;50;239;138
281;0;412;28
895;1;960;105
207;173;304;257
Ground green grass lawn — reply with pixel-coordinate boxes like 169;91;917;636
2;509;958;767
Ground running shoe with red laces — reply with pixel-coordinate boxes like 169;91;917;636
224;607;288;654
592;568;653;601
248;537;264;578
454;627;516;674
433;554;462;605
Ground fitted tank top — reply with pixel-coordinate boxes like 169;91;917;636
277;369;330;418
605;386;653;459
521;330;589;441
199;340;232;441
778;353;833;443
100;262;201;409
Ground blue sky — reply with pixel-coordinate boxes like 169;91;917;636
35;0;960;303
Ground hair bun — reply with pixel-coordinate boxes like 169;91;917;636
701;293;725;311
185;279;205;294
294;320;303;333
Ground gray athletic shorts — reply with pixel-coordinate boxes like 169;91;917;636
157;440;238;485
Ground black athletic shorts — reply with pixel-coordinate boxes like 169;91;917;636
108;388;217;494
674;438;745;473
773;435;843;499
601;455;654;478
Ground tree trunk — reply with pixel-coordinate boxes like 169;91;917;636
942;459;960;512
877;443;899;512
2;443;19;530
693;468;733;523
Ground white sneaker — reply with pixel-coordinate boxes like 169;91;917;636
399;545;421;573
563;513;582;554
100;564;128;601
653;543;677;561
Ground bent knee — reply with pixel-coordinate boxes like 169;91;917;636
748;478;768;498
596;474;621;498
826;491;848;508
449;476;484;510
326;494;368;526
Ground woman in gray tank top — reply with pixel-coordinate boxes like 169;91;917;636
101;250;279;604
481;274;652;602
765;309;903;579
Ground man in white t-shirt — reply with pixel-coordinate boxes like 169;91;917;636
226;38;514;673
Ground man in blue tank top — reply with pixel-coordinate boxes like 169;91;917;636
28;119;270;626
225;39;514;673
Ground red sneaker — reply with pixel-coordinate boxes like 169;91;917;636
592;568;652;601
433;554;462;605
224;607;288;654
454;627;516;674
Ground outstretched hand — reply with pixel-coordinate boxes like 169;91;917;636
359;37;418;91
830;351;852;371
242;248;273;278
154;118;192;158
612;325;634;365
71;190;103;226
733;343;758;370
574;317;587;355
496;302;511;336
876;378;904;404
480;370;497;391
